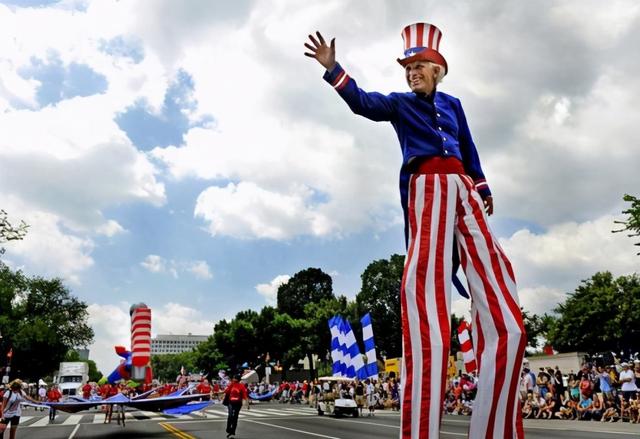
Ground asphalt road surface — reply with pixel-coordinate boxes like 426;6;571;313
13;403;640;438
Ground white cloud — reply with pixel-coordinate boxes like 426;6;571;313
96;220;126;237
140;255;213;281
187;260;213;280
140;255;165;273
87;301;214;375
449;214;638;318
3;1;640;338
194;182;322;240
255;274;291;305
499;214;638;314
1;196;93;284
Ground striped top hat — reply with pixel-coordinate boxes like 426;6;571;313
397;23;448;74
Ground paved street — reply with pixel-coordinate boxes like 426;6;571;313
13;403;640;438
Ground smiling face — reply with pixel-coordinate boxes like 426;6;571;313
405;60;440;94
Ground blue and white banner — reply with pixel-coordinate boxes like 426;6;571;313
343;318;365;379
328;315;376;380
328;316;344;377
361;313;379;379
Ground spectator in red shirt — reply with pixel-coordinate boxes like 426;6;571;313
224;374;249;438
196;379;211;396
82;383;92;399
46;385;62;422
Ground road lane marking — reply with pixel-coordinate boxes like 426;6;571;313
160;422;196;439
62;414;83;425
258;408;292;416
327;418;399;429
239;410;271;417
68;424;80;439
281;409;317;415
30;416;52;427
136;410;166;420
243;419;342;438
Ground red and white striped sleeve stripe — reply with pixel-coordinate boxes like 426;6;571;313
331;70;351;91
474;179;488;191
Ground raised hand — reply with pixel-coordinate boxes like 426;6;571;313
304;31;336;71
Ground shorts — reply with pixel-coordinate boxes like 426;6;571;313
622;391;635;402
1;416;20;426
355;395;365;407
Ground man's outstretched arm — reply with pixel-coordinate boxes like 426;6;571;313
304;31;396;121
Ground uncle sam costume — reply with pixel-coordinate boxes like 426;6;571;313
322;23;526;438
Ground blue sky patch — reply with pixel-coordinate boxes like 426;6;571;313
99;36;145;64
116;69;213;151
19;54;108;106
0;0;87;10
1;0;60;7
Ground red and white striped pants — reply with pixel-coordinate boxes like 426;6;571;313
400;173;526;439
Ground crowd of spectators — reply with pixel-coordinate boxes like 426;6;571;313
442;359;640;423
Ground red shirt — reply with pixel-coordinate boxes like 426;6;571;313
47;389;62;402
82;383;92;398
196;383;211;394
224;382;248;404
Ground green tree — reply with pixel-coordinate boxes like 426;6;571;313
211;310;262;371
450;314;464;353
194;336;228;376
0;262;94;381
546;272;640;353
355;254;404;358
151;351;197;383
277;268;334;319
613;194;640;254
0;210;28;256
521;310;556;351
301;296;349;379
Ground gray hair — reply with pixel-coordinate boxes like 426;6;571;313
428;62;446;84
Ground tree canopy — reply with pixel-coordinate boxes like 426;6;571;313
277;267;334;319
546;272;640;353
151;351;197;382
613;194;640;254
355;254;404;358
0;262;94;381
0;210;28;256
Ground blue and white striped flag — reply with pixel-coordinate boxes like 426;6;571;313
361;313;378;379
328;315;365;379
342;318;365;379
328;316;344;377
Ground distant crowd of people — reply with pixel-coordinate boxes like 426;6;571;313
442;359;640;424
519;360;640;423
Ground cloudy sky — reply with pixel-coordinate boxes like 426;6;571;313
1;0;639;374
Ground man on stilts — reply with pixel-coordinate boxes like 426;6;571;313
305;23;526;438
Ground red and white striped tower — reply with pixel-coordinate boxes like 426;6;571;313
130;303;152;381
457;319;477;373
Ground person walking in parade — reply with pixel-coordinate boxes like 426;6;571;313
224;374;249;438
1;380;39;439
46;384;62;423
305;22;525;439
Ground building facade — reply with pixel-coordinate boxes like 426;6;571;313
151;334;208;355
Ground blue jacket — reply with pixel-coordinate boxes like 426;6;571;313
323;63;491;206
324;63;492;298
